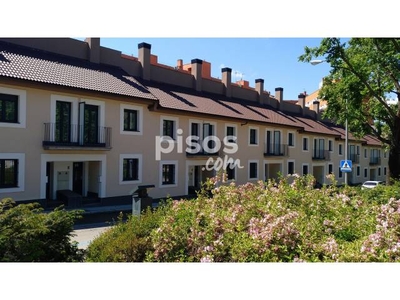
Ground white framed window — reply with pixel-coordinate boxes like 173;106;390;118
288;131;295;147
302;163;309;176
338;166;343;178
266;129;282;155
226;163;236;181
248;126;259;146
384;167;387;176
328;163;333;175
364;168;368;178
248;160;259;180
287;160;295;175
120;104;143;135
302;136;309;151
119;154;142;185
159;160;178;188
356;166;360;177
328;139;333;152
339;143;343;156
364;148;367;158
160;116;179;140
0;86;27;128
0;153;25;193
225;123;237;144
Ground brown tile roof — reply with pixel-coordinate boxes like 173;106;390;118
0;41;157;101
0;40;382;147
144;81;342;138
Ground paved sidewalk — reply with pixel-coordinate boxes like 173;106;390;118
72;223;113;249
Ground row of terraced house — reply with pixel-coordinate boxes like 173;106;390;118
0;38;388;207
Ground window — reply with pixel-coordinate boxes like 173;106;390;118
123;158;139;181
384;167;387;176
266;130;282;155
163;120;175;139
303;137;308;151
384;151;387;159
161;116;179;140
339;144;343;155
364;149;367;158
0;93;18;123
364;168;368;178
226;125;237;143
302;164;308;176
124;109;138;131
378;167;381;176
0;153;24;193
249;161;258;179
226;163;236;180
160;162;177;186
120;104;143;135
119;154;142;184
313;138;325;159
288;161;295;175
0;159;18;188
357;166;360;176
0;87;26;128
328;140;333;152
328;164;333;174
249;128;258;145
55;101;71;143
356;146;360;155
338;167;343;178
288;132;294;147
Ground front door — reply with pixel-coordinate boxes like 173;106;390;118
73;162;83;195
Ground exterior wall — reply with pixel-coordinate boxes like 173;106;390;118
202;78;224;95
0;81;390;204
0;38;88;60
150;65;193;88
231;85;258;102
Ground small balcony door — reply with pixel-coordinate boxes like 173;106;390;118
55;101;71;143
84;104;99;144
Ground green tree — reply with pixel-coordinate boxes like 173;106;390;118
0;198;84;262
299;38;400;180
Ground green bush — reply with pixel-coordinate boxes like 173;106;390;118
0;198;84;262
85;205;169;262
86;174;400;262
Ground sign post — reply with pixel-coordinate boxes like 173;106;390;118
340;160;352;173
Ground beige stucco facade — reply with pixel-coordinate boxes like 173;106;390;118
0;38;389;205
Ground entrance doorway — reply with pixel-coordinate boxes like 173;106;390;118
73;162;84;195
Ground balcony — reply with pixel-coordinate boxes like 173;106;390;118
348;154;360;164
43;123;112;150
370;157;381;165
186;149;219;158
312;149;330;160
264;144;288;157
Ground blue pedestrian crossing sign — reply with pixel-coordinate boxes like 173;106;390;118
340;160;352;173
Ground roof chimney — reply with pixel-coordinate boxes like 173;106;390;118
177;59;183;70
222;67;232;98
138;42;151;81
191;59;203;92
255;79;265;104
85;38;100;64
298;93;306;116
275;87;283;109
313;100;320;120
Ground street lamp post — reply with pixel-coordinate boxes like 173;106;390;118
310;59;348;185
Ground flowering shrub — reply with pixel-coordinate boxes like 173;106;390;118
86;173;400;262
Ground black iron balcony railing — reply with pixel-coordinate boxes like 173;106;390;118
264;144;288;157
43;123;111;149
186;149;219;157
348;154;360;164
370;157;381;165
312;149;330;160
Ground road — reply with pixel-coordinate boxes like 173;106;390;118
71;223;113;249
